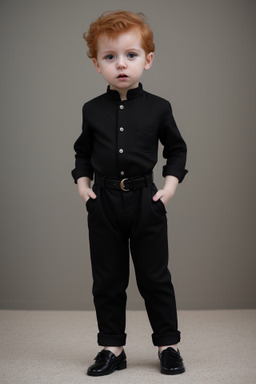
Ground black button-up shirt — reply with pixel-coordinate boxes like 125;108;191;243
72;83;188;183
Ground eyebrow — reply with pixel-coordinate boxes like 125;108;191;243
126;48;141;52
100;48;142;55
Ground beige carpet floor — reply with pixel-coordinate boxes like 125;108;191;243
0;310;256;384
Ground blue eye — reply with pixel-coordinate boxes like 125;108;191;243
127;52;137;59
105;54;115;61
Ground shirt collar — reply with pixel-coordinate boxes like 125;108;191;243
107;83;144;101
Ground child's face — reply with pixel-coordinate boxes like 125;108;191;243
93;29;154;98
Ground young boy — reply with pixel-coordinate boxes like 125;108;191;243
72;10;188;376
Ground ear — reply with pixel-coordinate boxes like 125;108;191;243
92;58;101;73
144;52;154;70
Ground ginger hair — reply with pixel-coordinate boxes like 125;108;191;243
83;10;155;59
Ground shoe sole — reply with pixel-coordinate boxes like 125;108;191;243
87;360;127;376
161;367;185;375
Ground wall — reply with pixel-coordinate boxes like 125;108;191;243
1;0;256;309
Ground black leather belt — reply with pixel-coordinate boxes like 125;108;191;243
95;174;153;191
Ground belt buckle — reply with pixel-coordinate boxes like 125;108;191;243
120;178;130;191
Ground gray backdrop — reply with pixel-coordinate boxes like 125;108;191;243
1;0;256;310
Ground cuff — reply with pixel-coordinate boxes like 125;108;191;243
97;333;127;346
162;165;188;183
71;168;94;184
152;331;181;346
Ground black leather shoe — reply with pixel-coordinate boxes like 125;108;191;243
158;347;185;375
87;349;127;376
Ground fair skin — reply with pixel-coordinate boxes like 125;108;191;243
77;28;179;356
92;28;154;101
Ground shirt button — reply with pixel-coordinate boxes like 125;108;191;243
120;127;124;132
120;171;125;176
119;149;124;154
119;105;124;110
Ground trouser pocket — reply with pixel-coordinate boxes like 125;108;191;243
85;184;100;214
151;183;167;214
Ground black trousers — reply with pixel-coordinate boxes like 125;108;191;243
86;175;180;347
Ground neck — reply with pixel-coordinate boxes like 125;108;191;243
120;93;127;101
110;82;139;101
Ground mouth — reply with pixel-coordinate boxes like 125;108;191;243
117;74;128;79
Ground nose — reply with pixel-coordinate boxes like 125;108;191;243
117;56;127;69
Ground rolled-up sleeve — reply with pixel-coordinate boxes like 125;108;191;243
71;104;94;183
160;102;188;183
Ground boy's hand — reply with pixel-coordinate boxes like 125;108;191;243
77;177;97;204
79;187;97;204
152;175;179;206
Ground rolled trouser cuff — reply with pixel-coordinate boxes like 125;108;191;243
152;331;181;346
97;333;127;346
